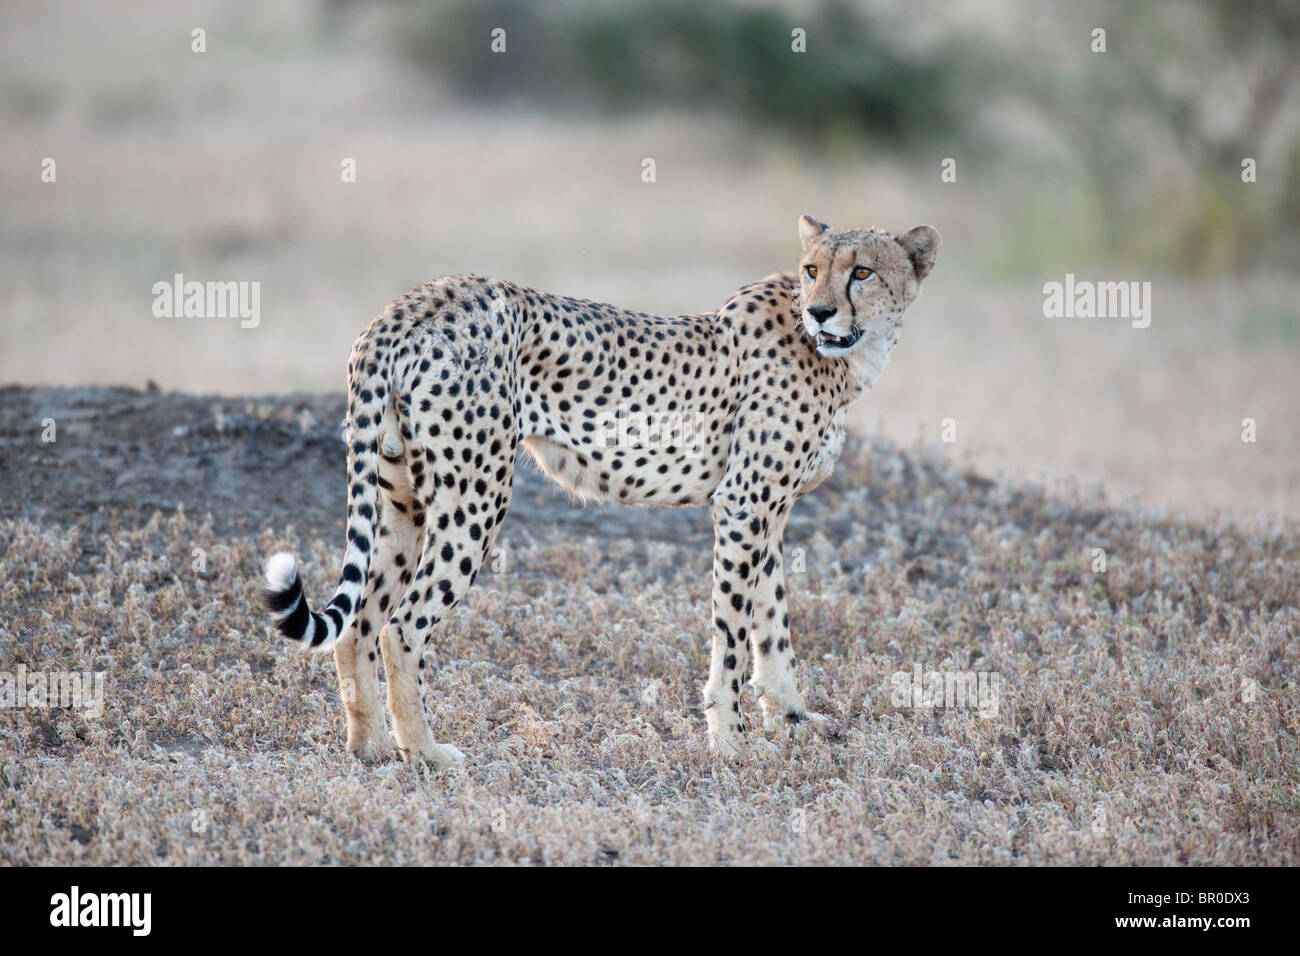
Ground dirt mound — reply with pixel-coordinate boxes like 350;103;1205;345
0;385;715;548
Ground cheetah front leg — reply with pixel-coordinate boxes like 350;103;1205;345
747;528;830;739
702;497;755;756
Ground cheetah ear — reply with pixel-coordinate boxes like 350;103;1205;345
898;225;941;281
798;214;830;250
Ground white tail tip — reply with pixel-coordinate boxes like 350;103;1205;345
264;552;298;591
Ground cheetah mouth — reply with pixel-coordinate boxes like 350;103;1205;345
816;328;863;352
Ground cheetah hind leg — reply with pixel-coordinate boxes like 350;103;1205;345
334;510;409;764
379;496;509;770
374;512;481;771
332;438;423;763
380;570;467;773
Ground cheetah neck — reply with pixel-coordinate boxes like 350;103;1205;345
842;332;896;400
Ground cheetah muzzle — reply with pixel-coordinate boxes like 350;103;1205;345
816;327;863;351
260;213;940;763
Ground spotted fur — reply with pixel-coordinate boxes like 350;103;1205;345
261;215;940;763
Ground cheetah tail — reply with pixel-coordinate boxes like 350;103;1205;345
261;369;386;651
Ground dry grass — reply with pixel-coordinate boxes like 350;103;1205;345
2;439;1296;865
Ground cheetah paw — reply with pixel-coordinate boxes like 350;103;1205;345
705;712;747;759
707;728;747;759
399;742;467;770
787;710;836;742
704;694;749;758
348;732;398;764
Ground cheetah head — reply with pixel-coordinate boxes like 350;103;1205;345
796;214;941;359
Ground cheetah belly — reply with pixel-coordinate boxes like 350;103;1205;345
521;434;723;507
521;435;604;500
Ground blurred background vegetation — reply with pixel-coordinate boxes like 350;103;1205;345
389;0;1300;274
398;0;973;148
3;0;1297;517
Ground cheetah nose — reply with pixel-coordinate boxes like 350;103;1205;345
807;305;837;322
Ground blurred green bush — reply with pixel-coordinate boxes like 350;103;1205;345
397;0;981;148
390;0;1299;275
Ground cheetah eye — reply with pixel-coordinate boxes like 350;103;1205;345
853;266;874;281
805;264;818;279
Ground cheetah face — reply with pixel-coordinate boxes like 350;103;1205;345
796;214;941;358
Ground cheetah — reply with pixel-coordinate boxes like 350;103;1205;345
262;214;940;764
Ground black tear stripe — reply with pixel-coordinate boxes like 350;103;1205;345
845;274;856;321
